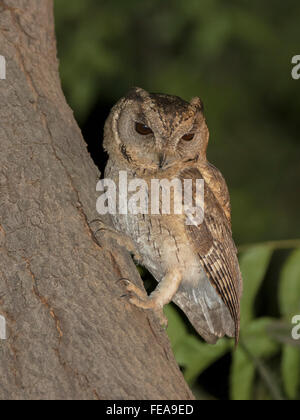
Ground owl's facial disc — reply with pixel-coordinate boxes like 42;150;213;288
111;89;208;171
126;115;199;170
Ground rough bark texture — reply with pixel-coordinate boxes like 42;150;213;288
0;0;194;400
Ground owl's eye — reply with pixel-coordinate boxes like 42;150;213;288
182;133;195;142
135;122;153;136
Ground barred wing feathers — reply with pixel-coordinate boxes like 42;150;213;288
176;167;242;343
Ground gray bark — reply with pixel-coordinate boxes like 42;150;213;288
0;0;194;400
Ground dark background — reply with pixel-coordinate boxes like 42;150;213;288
54;0;300;400
54;0;300;246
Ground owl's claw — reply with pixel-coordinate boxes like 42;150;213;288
117;278;148;300
116;278;130;286
117;278;168;328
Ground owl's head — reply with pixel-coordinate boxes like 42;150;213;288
103;87;209;172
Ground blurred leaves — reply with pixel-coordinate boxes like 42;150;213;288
176;336;230;386
164;303;187;348
231;318;280;400
267;320;300;348
281;345;300;400
279;248;300;317
165;305;231;386
239;245;273;326
230;244;279;399
278;248;300;399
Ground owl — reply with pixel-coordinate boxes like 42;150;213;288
103;87;243;344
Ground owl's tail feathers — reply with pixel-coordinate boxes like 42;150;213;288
173;283;236;344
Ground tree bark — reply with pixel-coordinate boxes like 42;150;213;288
0;0;194;400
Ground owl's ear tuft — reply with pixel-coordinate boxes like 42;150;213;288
126;87;149;101
190;97;204;112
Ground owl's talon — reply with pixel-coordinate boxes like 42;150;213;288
118;278;148;301
116;278;131;286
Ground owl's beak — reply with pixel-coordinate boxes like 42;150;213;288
157;152;177;170
158;153;167;169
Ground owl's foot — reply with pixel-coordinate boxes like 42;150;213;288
118;279;168;328
118;278;148;300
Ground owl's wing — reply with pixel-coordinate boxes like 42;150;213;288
176;167;242;343
203;162;232;225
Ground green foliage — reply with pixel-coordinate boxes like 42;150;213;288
281;346;300;400
278;249;300;399
279;249;300;317
239;245;273;326
165;305;231;386
231;318;280;400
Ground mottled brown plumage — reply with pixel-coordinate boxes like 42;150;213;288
103;87;243;344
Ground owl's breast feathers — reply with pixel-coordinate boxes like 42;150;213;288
178;165;242;344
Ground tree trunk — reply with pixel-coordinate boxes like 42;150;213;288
0;0;193;400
